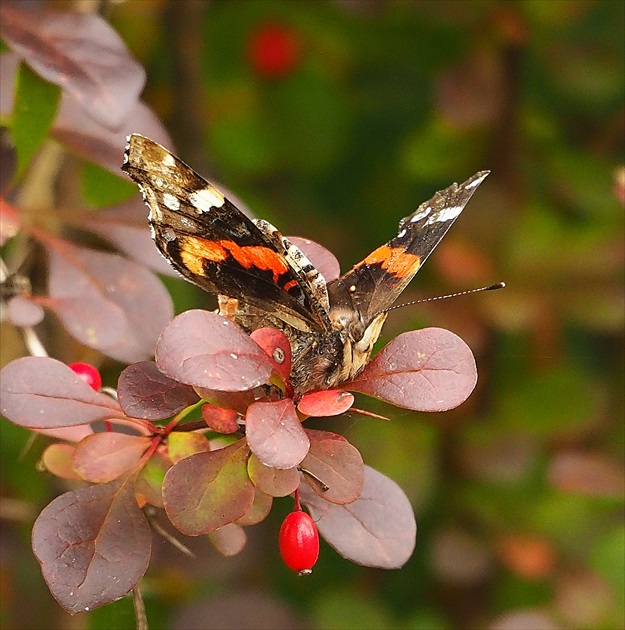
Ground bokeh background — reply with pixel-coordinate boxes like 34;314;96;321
1;1;623;628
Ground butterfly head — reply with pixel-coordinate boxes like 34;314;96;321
325;306;388;386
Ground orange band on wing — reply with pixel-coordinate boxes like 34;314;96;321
178;237;290;283
179;237;227;276
361;245;421;279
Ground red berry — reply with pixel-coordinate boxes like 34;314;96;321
279;510;319;574
68;362;102;391
248;22;301;78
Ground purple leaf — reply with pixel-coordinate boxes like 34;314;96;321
0;357;123;429
118;361;200;420
155;310;273;391
162;440;254;536
0;51;20;117
300;465;416;569
54;95;172;174
31;476;152;613
349;328;477;412
43;238;173;363
35;425;94;442
301;430;364;504
75;199;177;277
208;523;247;557
288;237;341;282
247;454;300;498
235;489;273;526
6;295;45;327
0;5;145;128
245;399;309;470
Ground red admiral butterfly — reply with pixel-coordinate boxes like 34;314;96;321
122;135;488;392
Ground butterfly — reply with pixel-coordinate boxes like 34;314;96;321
122;134;488;392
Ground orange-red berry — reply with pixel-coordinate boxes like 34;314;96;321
279;510;319;574
68;362;102;391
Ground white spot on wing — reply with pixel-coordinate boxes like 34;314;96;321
163;193;180;211
410;206;431;223
189;187;225;213
464;171;489;189
162;153;176;167
424;205;462;226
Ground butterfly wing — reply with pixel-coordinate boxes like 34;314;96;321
327;171;490;321
122;134;330;332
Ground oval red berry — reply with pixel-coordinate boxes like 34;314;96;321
68;362;102;391
279;510;319;574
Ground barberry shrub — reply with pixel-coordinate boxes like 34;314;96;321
0;2;478;618
1;304;477;612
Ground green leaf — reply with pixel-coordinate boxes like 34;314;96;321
81;161;138;207
10;62;61;179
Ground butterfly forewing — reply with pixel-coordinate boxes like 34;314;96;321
328;171;490;322
122;134;329;331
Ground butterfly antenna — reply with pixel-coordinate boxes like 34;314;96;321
383;282;506;314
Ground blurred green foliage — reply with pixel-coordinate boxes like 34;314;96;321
1;1;623;628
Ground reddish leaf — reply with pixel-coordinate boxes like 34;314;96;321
250;328;292;384
31;477;151;614
202;402;240;434
76;199;177;276
156;310;273;392
0;357;123;429
208;524;247;557
300;465;416;569
35;424;95;442
42;238;173;363
118;361;200;420
236;489;273;526
301;430;364;505
349;328;477;412
0;5;145;128
196;387;257;415
162;440;254;535
288;237;341;282
41;443;81;480
72;433;151;483
298;389;354;417
54;96;172;174
246;399;309;469
247;453;300;497
167;432;211;464
6;295;44;327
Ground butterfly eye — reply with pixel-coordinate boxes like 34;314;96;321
348;319;365;342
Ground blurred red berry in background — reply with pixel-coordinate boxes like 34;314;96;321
248;21;301;78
